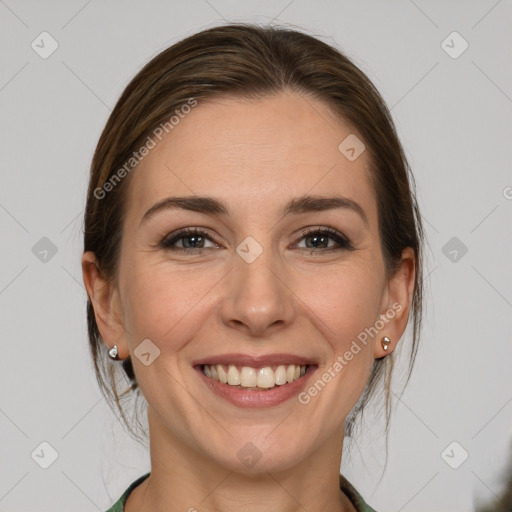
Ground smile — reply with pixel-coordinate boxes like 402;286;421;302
202;363;308;390
193;353;317;407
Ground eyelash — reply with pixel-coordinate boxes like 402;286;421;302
159;226;353;254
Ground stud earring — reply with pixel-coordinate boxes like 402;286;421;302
381;336;391;351
108;344;119;360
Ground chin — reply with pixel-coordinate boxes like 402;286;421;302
204;437;309;475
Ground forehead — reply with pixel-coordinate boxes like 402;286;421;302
126;92;376;225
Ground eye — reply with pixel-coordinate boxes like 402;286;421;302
160;228;219;252
294;227;353;252
159;226;353;254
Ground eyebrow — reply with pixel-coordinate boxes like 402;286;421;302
139;194;369;227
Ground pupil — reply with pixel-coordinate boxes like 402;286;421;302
307;235;327;249
184;235;203;248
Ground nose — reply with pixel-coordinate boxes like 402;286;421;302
219;245;295;338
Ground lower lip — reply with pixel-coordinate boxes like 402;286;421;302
195;365;317;408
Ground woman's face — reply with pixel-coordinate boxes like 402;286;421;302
85;91;413;472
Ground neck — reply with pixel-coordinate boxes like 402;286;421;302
126;407;356;512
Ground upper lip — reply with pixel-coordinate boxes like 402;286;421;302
192;353;317;367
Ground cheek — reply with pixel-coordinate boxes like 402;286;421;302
120;257;222;351
294;262;384;349
291;266;383;421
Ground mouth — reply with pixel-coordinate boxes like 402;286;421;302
200;363;311;391
192;354;318;407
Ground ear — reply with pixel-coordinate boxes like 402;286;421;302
374;247;416;358
81;251;129;359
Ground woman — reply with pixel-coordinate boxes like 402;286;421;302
82;23;423;512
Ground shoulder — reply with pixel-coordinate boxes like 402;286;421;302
104;472;151;512
339;473;378;512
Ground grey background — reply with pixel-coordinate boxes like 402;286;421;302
0;1;511;511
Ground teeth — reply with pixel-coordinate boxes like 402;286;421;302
240;366;257;387
227;365;240;385
202;363;308;389
257;367;274;388
275;365;287;385
217;364;227;383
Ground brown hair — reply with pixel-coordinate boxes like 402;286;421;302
83;23;424;442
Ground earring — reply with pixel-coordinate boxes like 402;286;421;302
381;336;391;351
108;344;119;360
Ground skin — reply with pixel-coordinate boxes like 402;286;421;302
82;91;415;512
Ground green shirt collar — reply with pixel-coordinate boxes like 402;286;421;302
105;472;377;512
